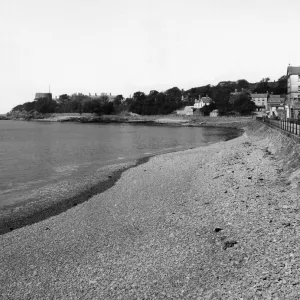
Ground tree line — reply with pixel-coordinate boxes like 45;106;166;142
11;76;287;116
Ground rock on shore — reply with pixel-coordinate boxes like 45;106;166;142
1;121;300;299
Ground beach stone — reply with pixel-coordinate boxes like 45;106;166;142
223;241;237;250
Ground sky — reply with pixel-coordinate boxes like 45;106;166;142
0;0;299;113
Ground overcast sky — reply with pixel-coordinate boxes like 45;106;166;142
0;0;299;113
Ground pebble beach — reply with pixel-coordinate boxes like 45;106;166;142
1;120;300;299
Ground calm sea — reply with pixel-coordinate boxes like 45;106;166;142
0;120;240;208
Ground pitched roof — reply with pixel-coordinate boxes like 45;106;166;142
287;66;300;76
251;94;267;98
268;94;285;98
201;97;212;103
268;97;285;102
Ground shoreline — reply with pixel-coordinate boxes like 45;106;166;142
0;157;150;235
0;125;243;235
2;121;300;298
4;114;255;128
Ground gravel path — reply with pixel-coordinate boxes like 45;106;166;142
1;122;300;299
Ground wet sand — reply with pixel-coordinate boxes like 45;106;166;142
1;121;300;299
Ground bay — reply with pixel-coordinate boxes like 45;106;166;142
0;120;240;208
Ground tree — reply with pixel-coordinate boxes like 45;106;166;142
211;82;235;114
57;94;71;113
113;95;124;106
275;75;288;94
130;92;146;114
236;79;250;90
99;94;109;103
253;77;271;93
23;101;35;112
200;103;216;116
164;87;181;100
232;92;256;114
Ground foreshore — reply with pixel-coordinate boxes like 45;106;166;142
1;120;300;298
5;113;255;128
0;158;150;235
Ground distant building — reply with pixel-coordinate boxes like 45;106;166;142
35;93;52;100
286;65;300;118
90;93;116;102
267;94;285;118
194;96;212;109
267;94;285;108
250;93;268;110
176;106;194;116
210;109;219;117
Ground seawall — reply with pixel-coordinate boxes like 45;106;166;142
250;121;300;188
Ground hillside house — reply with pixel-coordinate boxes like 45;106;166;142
250;93;268;110
194;96;212;109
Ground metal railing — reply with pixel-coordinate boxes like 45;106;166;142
280;118;300;135
258;117;300;136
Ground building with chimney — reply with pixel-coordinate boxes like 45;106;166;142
194;96;212;109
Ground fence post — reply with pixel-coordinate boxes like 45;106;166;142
285;119;286;131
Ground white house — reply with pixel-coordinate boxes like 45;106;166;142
250;93;268;110
194;96;212;109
